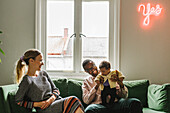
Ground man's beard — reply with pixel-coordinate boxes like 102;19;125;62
92;70;98;77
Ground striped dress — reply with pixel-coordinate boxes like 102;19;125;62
15;71;84;113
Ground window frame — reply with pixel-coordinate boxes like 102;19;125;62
35;0;120;78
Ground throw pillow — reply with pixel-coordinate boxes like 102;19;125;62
148;83;170;112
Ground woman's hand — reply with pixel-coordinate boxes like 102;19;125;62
34;95;56;110
40;99;51;110
33;101;46;108
41;95;56;110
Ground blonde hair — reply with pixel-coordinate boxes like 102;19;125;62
15;49;41;84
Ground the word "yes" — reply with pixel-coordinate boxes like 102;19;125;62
138;3;162;26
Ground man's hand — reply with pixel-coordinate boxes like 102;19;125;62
100;77;104;84
95;83;99;90
117;77;124;88
95;77;104;90
110;74;118;82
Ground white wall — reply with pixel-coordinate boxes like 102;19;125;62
0;0;35;85
0;0;169;85
120;0;170;84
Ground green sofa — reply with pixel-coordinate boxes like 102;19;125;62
0;78;169;113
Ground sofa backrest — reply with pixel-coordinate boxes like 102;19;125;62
67;79;87;108
123;79;149;107
52;78;68;97
1;78;150;113
53;78;87;108
6;78;69;113
65;79;150;108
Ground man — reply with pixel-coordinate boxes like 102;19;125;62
82;59;143;113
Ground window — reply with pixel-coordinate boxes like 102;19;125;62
82;1;109;69
35;0;120;77
47;1;74;71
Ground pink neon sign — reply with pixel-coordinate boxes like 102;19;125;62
138;3;162;26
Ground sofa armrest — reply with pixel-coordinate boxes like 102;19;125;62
0;84;18;113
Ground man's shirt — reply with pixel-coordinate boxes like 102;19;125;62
82;75;128;105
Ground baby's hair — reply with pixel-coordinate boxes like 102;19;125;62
99;61;111;70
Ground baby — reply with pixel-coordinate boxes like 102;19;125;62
95;61;125;105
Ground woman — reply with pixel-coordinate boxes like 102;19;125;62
15;49;84;113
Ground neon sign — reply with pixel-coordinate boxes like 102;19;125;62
138;3;162;26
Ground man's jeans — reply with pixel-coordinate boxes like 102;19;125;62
85;98;143;113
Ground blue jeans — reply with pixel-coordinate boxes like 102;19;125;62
85;98;143;113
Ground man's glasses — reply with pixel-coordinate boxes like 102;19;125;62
85;64;96;72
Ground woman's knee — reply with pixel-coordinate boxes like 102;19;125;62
68;96;81;102
69;96;78;99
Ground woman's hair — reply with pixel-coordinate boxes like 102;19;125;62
15;49;41;84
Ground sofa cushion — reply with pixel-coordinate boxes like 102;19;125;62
123;79;149;107
148;83;170;112
52;78;68;97
67;79;82;100
67;79;87;108
8;89;32;113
